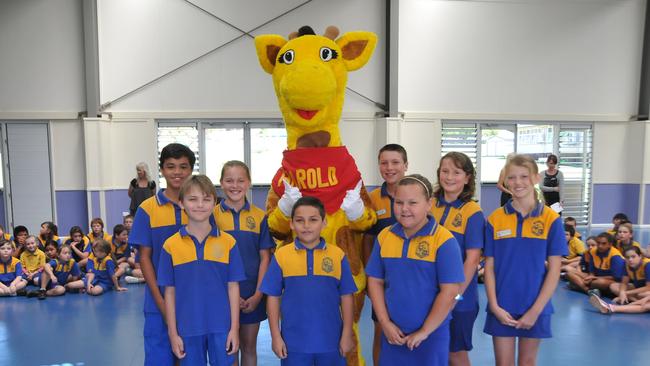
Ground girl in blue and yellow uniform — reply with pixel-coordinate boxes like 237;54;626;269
367;174;464;365
67;239;127;295
37;244;81;298
483;154;567;366
65;226;91;269
214;161;274;366
609;246;650;304
38;221;61;249
431;152;484;366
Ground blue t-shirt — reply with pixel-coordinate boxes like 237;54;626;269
87;255;116;287
130;190;188;314
430;197;485;312
485;202;567;316
588;247;626;279
366;216;465;334
48;258;81;284
260;238;357;354
213;200;274;298
157;225;245;337
0;257;22;284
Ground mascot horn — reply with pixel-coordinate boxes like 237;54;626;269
255;25;378;366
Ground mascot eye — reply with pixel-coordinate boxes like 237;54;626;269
279;50;294;64
319;47;337;61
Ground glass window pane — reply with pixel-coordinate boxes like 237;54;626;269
157;125;199;188
517;124;554;172
481;128;514;183
204;127;244;184
251;127;287;185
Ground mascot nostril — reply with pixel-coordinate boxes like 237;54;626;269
255;25;378;366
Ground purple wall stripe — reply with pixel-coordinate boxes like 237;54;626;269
55;190;88;235
90;191;100;220
105;189;131;231
592;184;639;225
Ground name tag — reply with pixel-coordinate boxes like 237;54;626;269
496;229;512;238
376;209;386;216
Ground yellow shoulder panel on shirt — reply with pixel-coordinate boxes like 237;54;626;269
275;243;308;277
522;208;558;240
164;233;198;266
204;232;235;264
213;207;235;231
313;245;344;279
377;227;403;258
406;225;453;263
239;206;266;233
488;208;518;240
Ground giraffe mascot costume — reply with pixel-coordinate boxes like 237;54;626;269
255;25;377;365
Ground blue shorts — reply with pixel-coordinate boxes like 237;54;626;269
182;332;234;366
281;351;345;366
449;306;479;352
144;312;174;366
240;296;267;324
483;312;552;338
379;328;449;366
81;277;112;292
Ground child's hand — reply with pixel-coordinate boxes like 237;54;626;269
51;277;58;285
87;284;93;293
272;336;288;359
339;329;354;356
379;319;406;346
225;329;239;355
169;333;186;359
492;306;518;327
239;297;246;309
515;309;540;330
242;293;263;313
405;329;430;351
116;286;128;292
617;291;629;304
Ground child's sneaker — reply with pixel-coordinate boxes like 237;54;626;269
589;293;613;314
587;288;601;298
125;276;145;284
37;288;46;300
26;290;40;298
16;289;27;296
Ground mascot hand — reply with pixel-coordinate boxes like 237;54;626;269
341;180;364;221
278;179;302;217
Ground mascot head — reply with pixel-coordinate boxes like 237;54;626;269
255;26;377;149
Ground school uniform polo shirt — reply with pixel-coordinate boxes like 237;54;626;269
627;258;650;288
157;226;245;337
130;190;188;314
87;232;113;244
260;238;357;353
367;183;396;236
48;258;81;284
614;240;642;253
0;257;22;284
38;235;62;248
87;255;116;285
366;217;465;334
566;237;586;259
111;240;131;261
214;200;274;298
588;247;625;279
64;237;91;262
431;197;485;312
20;249;46;273
485;202;567;316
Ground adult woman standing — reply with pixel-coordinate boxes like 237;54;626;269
128;162;156;215
540;154;564;210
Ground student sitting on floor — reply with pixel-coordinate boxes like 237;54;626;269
589;291;650;314
608;213;628;237
38;221;61;249
12;225;29;258
43;240;58;261
614;222;641;253
65;226;91;270
566;232;625;297
561;224;585;274
563;216;581;240
31;244;81;300
579;236;598;273
87;218;112;243
67;239;127;296
609;246;650;304
111;224;132;279
0;240;27;296
20;235;46;286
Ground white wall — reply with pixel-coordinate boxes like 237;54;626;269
97;0;386;115
592;122;645;183
0;0;85;116
51;120;87;190
398;0;645;120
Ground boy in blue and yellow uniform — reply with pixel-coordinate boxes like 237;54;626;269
158;175;245;365
566;232;625;296
561;224;586;273
36;244;81;298
261;196;357;366
129;143;195;366
0;240;27;296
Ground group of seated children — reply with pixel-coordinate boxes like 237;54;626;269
561;213;650;314
0;215;145;299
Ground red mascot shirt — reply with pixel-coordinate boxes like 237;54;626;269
271;146;361;215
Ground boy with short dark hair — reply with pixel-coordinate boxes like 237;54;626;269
158;175;245;365
129;143;196;366
563;216;581;239
561;224;586;273
261;196;357;365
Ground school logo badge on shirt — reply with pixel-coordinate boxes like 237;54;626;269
246;216;256;230
322;257;334;273
532;220;545;236
415;241;430;258
452;213;462;228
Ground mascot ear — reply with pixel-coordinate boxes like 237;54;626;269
336;31;377;71
254;35;288;74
